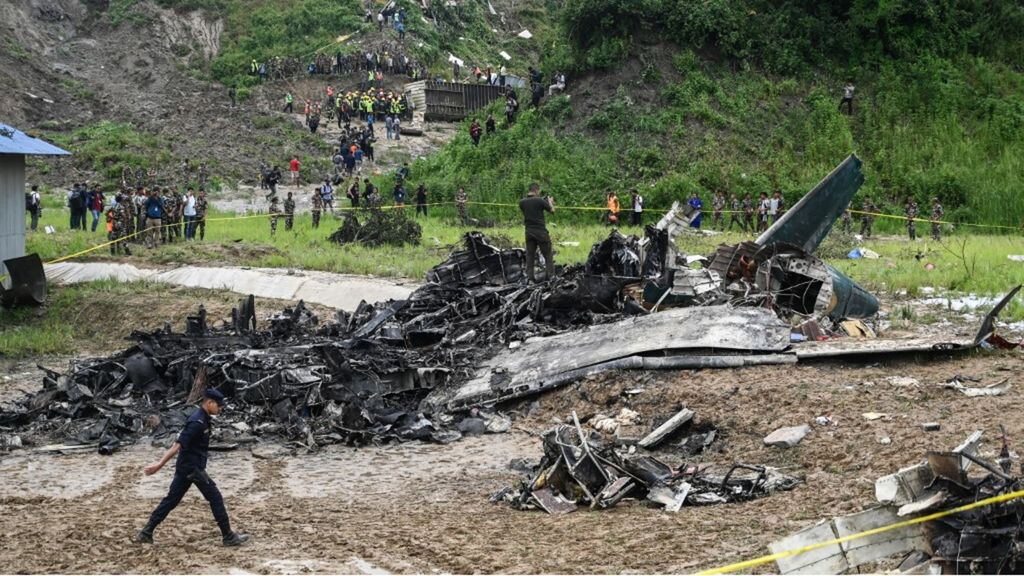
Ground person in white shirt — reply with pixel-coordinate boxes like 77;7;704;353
183;188;198;240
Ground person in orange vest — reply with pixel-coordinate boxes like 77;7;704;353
606;191;621;225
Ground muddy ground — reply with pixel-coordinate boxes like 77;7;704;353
2;349;1022;573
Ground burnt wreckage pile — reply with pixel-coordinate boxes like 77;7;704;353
1;155;1006;452
327;208;423;247
0;230;674;449
493;411;800;514
772;431;1024;574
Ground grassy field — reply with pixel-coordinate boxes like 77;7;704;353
23;202;1024;294
0;279;336;358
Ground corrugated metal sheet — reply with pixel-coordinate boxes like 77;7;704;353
419;82;506;122
0;155;27;276
0;123;70;156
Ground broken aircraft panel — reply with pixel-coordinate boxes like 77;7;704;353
427;305;792;409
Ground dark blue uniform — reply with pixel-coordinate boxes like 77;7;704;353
145;408;232;537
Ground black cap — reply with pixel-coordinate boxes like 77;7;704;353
203;388;226;407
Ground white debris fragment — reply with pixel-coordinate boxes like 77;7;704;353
517;29;532;39
764;425;811;448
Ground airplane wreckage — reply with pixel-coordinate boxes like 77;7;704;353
1;155;1020;450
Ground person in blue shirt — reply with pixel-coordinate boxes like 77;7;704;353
134;389;250;547
688;192;704;229
144;190;165;249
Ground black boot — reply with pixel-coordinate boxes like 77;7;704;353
222;532;250;547
133;525;155;544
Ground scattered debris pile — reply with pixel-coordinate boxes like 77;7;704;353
493;411;799;514
0;233;670;450
328;208;423;247
771;430;1024;574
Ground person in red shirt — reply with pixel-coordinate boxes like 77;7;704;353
289;157;301;187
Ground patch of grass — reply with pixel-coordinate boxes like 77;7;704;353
3;38;30;61
0;279;329;358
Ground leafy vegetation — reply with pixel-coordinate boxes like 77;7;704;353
561;0;1024;74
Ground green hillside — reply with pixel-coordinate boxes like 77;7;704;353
412;0;1024;229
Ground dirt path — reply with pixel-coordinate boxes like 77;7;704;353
2;352;1021;573
45;262;417;310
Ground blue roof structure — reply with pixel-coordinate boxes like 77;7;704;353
0;123;70;156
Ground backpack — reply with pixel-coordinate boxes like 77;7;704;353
25;193;32;212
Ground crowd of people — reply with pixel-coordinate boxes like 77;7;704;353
41;160;216;256
287;86;413;134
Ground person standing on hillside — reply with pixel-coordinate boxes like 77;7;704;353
605;191;621;225
106;195;131;256
930;197;944;241
134;389;249;547
269;197;281;236
687;192;704;229
415;184;428;217
756;192;769;232
630;189;644;227
711;192;725;229
859;196;876;238
455;186;469;223
839;80;855;115
311;188;323;229
283;92;294;113
87;184;105;232
727;194;743;232
182;188;197;240
393;182;407;209
505;91;519;126
144;189;165;249
905;197;919;240
195;189;209;241
27;185;42;231
520;183;556;282
771;191;785;224
742;194;755;233
469;119;482;146
289;156;301;188
284;191;296;231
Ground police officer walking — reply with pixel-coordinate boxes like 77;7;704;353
134;389;250;547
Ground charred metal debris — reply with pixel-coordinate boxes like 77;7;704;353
772;430;1024;575
0;155;1019;453
493;410;800;514
327;208;423;247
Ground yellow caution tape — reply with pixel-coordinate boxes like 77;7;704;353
697;488;1024;575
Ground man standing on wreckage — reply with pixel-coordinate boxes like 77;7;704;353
133;389;250;547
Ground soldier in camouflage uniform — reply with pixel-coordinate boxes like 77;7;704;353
198;162;209;188
311;188;323;229
455;187;468;224
711;192;725;229
195;189;209;240
930;197;944;241
905;197;919;240
284;191;296;231
134;187;148;243
107;195;133;256
161;189;179;244
269;197;281;236
726;194;743;232
742;194;755;233
841;202;852;234
859;197;876;238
